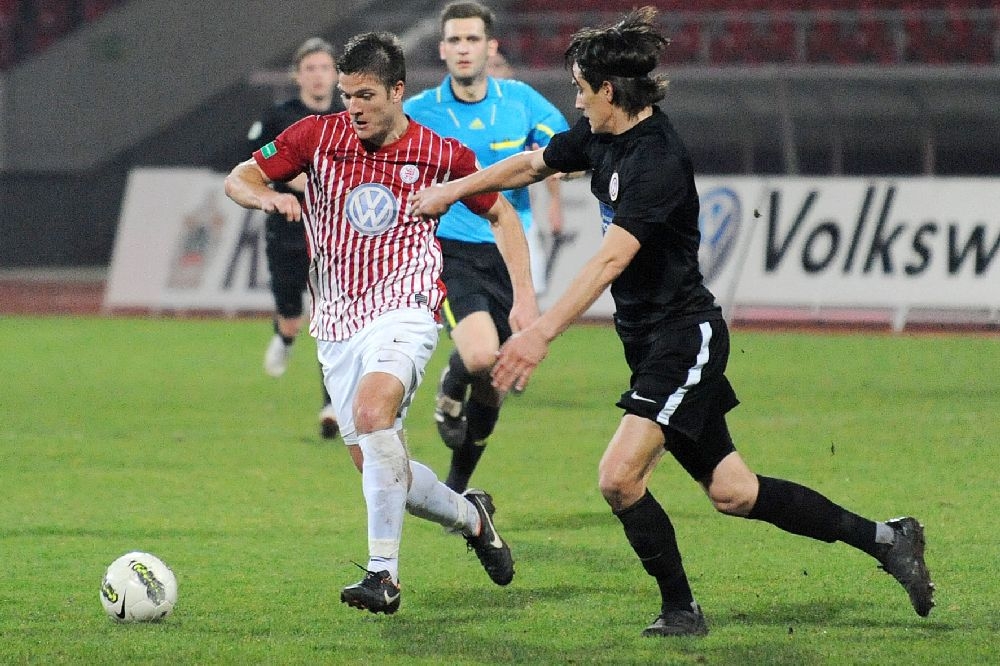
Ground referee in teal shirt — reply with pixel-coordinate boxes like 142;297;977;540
404;1;569;492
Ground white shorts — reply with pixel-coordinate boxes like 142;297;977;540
316;308;439;445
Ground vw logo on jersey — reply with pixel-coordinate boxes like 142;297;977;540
609;172;620;201
346;183;399;236
697;187;742;285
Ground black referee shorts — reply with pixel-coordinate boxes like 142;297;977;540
438;238;514;341
264;215;309;318
615;317;740;481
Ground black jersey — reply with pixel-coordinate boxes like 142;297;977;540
543;109;720;332
246;97;343;197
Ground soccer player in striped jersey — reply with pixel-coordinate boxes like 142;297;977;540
225;31;538;615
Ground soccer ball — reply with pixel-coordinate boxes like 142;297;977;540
100;551;178;622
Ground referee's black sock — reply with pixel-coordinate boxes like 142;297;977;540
614;491;695;613
445;400;498;493
442;349;471;400
466;398;500;442
747;475;879;557
445;440;485;493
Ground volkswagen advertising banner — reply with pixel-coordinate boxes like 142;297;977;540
536;175;1000;326
696;177;1000;313
105;169;1000;327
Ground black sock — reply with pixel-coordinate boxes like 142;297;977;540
748;475;879;557
445;440;485;493
443;350;470;400
614;491;694;612
466;397;500;441
445;400;499;493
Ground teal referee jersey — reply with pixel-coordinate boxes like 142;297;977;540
404;75;570;243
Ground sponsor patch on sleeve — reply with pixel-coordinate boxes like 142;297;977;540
260;141;277;159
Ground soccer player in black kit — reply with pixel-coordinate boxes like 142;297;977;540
246;37;344;438
409;6;935;637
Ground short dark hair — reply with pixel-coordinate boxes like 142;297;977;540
440;1;496;39
338;31;406;88
565;6;669;115
292;37;335;70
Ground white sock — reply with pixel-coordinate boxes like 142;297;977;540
406;460;480;535
358;429;409;582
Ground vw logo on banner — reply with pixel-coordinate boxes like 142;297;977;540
346;183;399;236
698;187;742;285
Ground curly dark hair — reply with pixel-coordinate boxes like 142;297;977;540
564;6;669;115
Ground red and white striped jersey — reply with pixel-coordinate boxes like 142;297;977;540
254;112;498;341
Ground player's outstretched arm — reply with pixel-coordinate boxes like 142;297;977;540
544;175;564;236
224;159;302;222
409;149;554;219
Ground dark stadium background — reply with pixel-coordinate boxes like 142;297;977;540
2;0;998;270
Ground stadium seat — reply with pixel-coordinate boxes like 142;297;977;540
29;0;78;53
507;0;997;66
844;7;899;63
754;10;800;63
710;17;757;65
663;17;704;65
805;10;846;63
82;0;120;21
0;1;15;70
902;6;980;64
0;0;18;19
1;0;124;68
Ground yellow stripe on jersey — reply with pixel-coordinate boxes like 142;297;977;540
535;122;557;138
441;298;458;331
489;137;526;151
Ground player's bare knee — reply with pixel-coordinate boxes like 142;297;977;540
707;482;755;516
597;465;618;500
462;347;498;374
598;470;641;511
599;485;627;511
353;403;394;434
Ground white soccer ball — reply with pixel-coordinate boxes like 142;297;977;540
100;551;178;622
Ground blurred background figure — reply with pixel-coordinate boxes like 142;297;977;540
485;45;514;79
245;37;344;439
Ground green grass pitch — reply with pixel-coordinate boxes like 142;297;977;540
1;315;997;664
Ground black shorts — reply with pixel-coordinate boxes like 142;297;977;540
614;317;740;481
438;238;514;341
264;215;309;318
